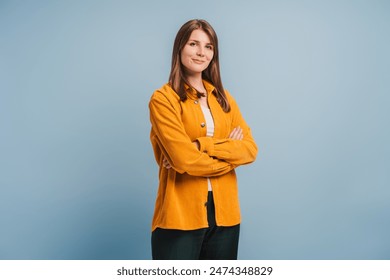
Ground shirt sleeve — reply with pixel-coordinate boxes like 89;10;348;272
149;90;235;177
196;91;258;166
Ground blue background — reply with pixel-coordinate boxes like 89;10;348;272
1;0;389;259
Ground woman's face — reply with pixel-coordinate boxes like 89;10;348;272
180;29;214;76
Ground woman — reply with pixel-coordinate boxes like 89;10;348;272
149;19;258;260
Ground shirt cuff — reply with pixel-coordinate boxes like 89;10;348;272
196;137;214;155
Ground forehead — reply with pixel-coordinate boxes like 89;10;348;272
188;29;212;44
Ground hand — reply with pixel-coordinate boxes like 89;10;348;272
162;157;172;169
229;126;243;140
192;141;200;150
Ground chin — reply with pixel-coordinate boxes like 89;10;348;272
185;68;205;75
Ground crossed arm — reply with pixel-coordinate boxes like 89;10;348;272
162;126;244;169
150;90;257;177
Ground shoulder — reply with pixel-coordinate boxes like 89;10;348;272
223;88;233;99
151;83;180;100
149;83;182;112
223;88;239;108
150;83;180;104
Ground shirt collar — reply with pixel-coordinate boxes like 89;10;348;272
185;79;216;100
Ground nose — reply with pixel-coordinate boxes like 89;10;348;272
197;46;205;57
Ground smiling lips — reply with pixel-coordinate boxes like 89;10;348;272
192;59;205;64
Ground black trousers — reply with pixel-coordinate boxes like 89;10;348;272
151;192;240;260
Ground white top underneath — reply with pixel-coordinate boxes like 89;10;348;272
200;105;215;191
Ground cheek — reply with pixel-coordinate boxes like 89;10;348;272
181;49;192;61
181;53;193;70
180;52;188;66
207;50;214;60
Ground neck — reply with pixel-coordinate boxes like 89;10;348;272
187;73;203;88
186;74;205;93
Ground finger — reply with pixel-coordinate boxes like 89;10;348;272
233;127;244;140
231;127;242;140
237;127;243;140
229;127;237;139
163;158;172;169
192;141;200;150
231;127;240;139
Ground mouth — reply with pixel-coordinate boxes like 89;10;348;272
192;59;205;64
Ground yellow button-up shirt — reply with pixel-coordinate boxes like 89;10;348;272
149;80;258;231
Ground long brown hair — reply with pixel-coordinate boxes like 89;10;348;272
168;19;230;112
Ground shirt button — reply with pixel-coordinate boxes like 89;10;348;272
194;100;199;104
200;122;205;128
